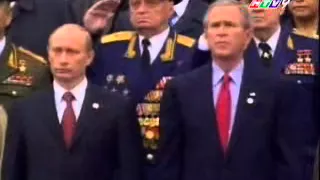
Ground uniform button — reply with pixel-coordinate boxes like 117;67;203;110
11;90;17;96
146;154;154;161
297;80;302;84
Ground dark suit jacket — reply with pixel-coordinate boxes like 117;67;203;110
2;83;143;180
110;0;208;39
157;60;305;180
8;0;76;57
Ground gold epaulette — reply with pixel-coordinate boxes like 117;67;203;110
176;34;195;48
287;36;294;50
292;28;319;40
17;47;47;65
101;31;135;44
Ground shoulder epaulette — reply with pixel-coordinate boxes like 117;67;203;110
176;35;195;48
101;31;135;44
292;29;319;40
287;36;294;50
17;47;47;65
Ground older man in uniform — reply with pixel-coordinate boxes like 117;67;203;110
84;0;196;179
0;0;51;110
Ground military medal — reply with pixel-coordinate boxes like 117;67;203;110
116;75;125;84
297;50;304;63
304;50;312;63
106;74;113;83
18;60;27;72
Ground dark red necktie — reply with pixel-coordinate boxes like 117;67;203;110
62;92;76;149
216;75;231;152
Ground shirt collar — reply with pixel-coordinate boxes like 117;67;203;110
0;37;6;57
253;26;281;55
53;77;88;103
174;0;190;17
212;60;244;87
138;27;170;50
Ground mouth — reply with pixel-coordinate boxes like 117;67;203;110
292;6;308;11
55;68;72;74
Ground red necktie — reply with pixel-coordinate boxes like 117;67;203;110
216;75;231;152
62;92;76;149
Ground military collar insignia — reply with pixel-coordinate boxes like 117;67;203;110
285;49;316;76
124;33;177;62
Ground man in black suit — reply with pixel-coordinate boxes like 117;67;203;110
2;24;142;180
156;0;305;180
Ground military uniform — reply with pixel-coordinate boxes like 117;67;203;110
0;40;51;110
245;28;319;180
88;29;196;177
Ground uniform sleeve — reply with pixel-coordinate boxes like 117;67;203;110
156;80;183;180
117;98;143;180
273;80;317;180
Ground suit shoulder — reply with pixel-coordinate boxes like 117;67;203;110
100;31;135;44
16;47;47;65
176;34;196;48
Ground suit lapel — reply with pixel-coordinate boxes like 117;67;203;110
226;58;259;157
273;28;291;72
199;64;225;157
71;84;102;148
41;87;65;148
174;0;202;35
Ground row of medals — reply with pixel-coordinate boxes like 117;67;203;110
138;78;170;150
286;50;315;75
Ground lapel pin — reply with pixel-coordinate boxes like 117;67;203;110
92;103;100;109
249;92;256;97
246;97;254;104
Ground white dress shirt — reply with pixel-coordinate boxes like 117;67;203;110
253;26;281;56
138;27;170;64
171;0;190;25
0;37;6;56
212;60;244;136
53;78;88;123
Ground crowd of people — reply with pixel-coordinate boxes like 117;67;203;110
0;0;318;179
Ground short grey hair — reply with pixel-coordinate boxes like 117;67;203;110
203;0;252;29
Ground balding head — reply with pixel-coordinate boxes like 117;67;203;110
49;24;93;52
48;24;94;89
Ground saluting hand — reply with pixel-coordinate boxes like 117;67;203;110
83;0;121;34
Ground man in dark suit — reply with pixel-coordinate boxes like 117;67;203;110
156;1;305;180
1;24;142;180
7;0;77;57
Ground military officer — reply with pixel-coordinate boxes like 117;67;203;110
285;0;319;38
86;0;196;178
0;0;51;109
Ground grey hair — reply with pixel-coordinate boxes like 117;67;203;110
203;0;252;29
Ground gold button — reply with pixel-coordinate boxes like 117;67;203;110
146;154;153;160
11;90;17;96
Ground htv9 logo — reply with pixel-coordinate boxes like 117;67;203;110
249;0;291;9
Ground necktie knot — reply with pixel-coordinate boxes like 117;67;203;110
62;92;75;103
169;11;178;26
142;38;151;48
258;42;271;52
222;74;231;83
